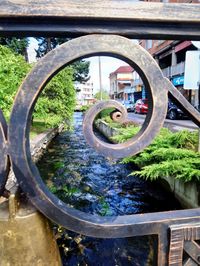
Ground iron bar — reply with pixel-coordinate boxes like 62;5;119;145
0;1;199;39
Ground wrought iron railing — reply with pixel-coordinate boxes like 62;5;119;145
0;1;200;265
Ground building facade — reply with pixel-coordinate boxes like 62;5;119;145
139;39;198;107
109;66;134;101
75;80;95;107
136;0;200;107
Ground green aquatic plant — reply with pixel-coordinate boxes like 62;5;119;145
98;197;112;216
49;184;80;198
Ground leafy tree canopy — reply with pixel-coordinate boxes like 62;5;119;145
35;37;60;58
0;45;75;126
35;37;90;83
0;45;31;118
34;66;76;126
0;37;29;61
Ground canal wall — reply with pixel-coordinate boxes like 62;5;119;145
5;124;64;193
160;176;200;209
95;120;200;209
95;119;119;144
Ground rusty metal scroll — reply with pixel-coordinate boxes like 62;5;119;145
0;109;9;195
0;36;199;266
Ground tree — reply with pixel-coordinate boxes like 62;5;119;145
0;45;76;126
34;66;76;126
35;37;90;83
95;90;110;100
35;37;58;58
0;37;29;61
0;45;31;119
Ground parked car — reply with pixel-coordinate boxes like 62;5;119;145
167;100;185;120
134;99;148;114
123;100;135;112
134;98;186;119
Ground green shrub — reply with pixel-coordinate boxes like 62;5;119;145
0;45;75;127
134;158;200;182
0;45;31;119
115;125;199;183
98;108;115;119
112;126;141;142
80;105;91;112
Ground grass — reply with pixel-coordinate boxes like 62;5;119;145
30;119;52;139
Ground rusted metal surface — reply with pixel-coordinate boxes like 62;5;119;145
0;109;9;196
0;35;198;266
0;2;200;265
169;223;200;266
0;1;200;39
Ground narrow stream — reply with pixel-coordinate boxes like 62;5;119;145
37;112;181;266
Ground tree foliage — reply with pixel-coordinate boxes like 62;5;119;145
34;66;76;126
36;37;60;57
0;45;31;118
72;60;90;83
0;37;29;61
0;45;76;126
35;37;90;83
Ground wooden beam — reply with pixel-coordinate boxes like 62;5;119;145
0;1;199;39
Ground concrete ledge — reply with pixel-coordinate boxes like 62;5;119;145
30;123;64;162
95;120;119;144
96;119;200;208
161;176;200;209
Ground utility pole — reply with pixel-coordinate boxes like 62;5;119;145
98;56;103;100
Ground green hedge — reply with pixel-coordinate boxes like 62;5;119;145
102;115;200;183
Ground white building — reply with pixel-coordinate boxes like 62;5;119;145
75;80;95;107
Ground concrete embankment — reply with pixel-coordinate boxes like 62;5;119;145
95;119;119;144
5;124;64;193
95;119;200;209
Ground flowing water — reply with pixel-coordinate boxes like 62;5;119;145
37;112;181;266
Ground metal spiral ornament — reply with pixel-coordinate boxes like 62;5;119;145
0;109;9;196
0;34;198;237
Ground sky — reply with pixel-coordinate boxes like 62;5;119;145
27;37;38;63
27;38;135;94
85;56;128;94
